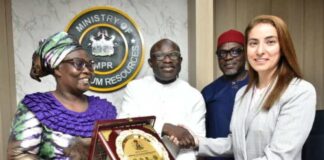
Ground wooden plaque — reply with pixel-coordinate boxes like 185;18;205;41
88;116;175;160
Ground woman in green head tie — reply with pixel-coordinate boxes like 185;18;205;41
7;32;117;159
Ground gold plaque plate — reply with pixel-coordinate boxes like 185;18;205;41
116;129;169;160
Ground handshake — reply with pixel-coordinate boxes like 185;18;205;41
162;123;198;149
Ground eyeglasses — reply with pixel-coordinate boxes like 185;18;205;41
152;51;181;61
60;58;95;71
216;48;244;59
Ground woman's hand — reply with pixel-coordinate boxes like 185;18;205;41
64;137;91;160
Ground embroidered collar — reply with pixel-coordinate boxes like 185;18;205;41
22;92;116;137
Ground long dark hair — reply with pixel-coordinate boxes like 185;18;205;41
244;15;302;110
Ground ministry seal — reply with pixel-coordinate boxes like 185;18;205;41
65;6;144;92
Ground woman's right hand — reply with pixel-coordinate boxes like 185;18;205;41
64;137;91;160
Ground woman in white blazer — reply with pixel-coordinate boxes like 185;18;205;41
175;15;316;160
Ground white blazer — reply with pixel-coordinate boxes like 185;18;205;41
198;78;316;160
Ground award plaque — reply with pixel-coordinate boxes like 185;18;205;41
88;116;175;160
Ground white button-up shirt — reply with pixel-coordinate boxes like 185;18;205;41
119;76;206;160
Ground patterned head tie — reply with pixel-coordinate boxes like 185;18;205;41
30;32;82;81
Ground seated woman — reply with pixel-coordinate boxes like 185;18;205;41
7;32;117;159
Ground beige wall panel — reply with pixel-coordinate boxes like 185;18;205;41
246;0;272;20
236;0;249;31
272;0;304;68
188;0;196;86
195;0;214;90
304;0;324;109
215;0;236;31
214;0;237;79
236;0;272;30
0;0;16;159
323;0;324;109
0;0;6;158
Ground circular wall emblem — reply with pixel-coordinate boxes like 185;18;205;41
65;6;144;92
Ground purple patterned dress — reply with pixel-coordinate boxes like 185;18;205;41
8;92;116;159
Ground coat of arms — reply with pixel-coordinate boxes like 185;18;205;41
66;6;144;92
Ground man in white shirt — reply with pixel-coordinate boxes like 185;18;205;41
119;39;206;160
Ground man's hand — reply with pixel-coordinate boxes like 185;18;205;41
162;123;196;148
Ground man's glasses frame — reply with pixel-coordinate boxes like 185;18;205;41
60;58;95;71
152;51;181;61
216;47;244;59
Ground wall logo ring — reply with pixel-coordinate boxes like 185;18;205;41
65;6;144;92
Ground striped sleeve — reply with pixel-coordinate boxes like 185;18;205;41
8;102;42;159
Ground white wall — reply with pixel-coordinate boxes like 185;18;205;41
12;0;188;111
